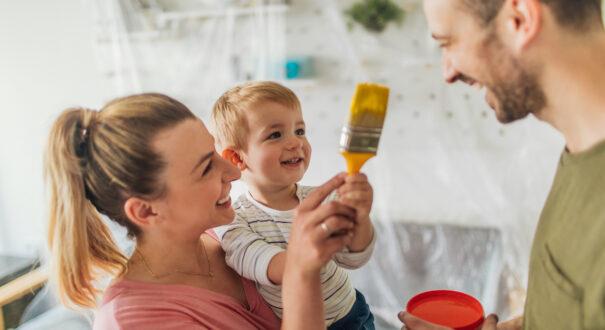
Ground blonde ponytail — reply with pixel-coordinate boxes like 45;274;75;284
44;94;195;308
45;109;127;307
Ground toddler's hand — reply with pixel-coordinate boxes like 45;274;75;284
337;173;373;224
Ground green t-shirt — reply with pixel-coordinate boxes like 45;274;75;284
524;140;605;329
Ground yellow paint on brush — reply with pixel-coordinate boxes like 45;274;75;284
347;83;390;127
342;83;390;174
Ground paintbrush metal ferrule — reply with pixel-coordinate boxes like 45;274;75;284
339;125;383;154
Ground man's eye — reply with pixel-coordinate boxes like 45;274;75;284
202;161;213;176
295;128;305;136
268;132;281;140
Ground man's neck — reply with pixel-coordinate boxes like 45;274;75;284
247;182;299;211
538;30;605;153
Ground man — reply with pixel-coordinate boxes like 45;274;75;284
400;0;605;329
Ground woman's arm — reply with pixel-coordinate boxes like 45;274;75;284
281;173;356;330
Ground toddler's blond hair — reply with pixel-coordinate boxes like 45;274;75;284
211;81;301;150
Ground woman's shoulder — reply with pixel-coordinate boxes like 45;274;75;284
93;279;280;330
94;280;207;329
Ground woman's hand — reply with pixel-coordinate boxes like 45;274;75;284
281;173;357;330
288;172;357;274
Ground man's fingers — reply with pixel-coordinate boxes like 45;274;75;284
400;312;451;330
300;173;347;211
481;314;499;330
398;311;497;330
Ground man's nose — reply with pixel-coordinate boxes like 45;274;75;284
442;56;459;84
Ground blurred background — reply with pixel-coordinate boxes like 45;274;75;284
1;0;602;329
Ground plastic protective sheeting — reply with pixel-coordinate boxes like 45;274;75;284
90;0;287;113
89;1;564;328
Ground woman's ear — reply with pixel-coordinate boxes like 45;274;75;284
221;148;247;171
123;197;160;229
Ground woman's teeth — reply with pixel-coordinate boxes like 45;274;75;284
217;196;230;206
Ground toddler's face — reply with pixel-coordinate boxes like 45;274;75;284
241;101;311;189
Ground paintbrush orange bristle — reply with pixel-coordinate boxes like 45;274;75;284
348;83;390;128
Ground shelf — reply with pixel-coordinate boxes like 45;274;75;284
157;4;288;26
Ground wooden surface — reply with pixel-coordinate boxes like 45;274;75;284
0;264;48;330
0;268;48;307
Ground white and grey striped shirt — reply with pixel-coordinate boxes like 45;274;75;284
215;185;376;326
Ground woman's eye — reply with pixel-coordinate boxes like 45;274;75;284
295;128;305;136
202;161;213;176
268;132;281;140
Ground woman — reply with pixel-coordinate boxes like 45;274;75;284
45;93;357;329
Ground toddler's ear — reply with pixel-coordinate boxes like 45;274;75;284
221;148;246;170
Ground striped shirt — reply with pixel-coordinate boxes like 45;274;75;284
215;185;376;326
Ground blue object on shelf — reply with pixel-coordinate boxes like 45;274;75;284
286;61;301;79
285;56;313;79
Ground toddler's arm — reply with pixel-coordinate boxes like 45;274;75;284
333;229;376;269
221;216;285;286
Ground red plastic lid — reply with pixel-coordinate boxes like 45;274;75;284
406;290;485;330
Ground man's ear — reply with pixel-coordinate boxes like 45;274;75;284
505;0;542;52
123;197;160;229
221;148;247;171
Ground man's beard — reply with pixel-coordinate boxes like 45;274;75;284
484;32;547;123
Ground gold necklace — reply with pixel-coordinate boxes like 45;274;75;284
135;237;214;279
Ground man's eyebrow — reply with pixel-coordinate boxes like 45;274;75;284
190;151;214;174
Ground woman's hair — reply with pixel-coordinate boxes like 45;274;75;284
44;93;195;308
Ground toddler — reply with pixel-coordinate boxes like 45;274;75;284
212;81;376;329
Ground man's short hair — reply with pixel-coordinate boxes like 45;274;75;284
462;0;603;31
211;81;301;150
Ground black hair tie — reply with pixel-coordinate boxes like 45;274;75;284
75;127;89;161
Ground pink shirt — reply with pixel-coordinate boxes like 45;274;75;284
93;278;280;329
93;231;281;329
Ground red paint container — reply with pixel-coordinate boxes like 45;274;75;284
406;290;485;330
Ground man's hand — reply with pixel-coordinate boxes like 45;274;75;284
399;311;499;330
497;316;523;330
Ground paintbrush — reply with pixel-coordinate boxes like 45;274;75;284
340;83;390;174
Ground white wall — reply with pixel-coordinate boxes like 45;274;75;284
0;0;112;256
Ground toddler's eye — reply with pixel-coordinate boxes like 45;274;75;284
268;131;282;140
295;128;305;136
